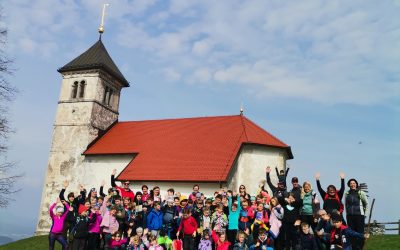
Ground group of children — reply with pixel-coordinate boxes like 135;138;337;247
48;167;370;250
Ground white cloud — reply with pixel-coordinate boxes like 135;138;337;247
189;68;211;84
192;39;212;56
5;0;400;105
162;67;181;81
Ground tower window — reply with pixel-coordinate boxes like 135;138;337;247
71;81;78;99
103;86;109;104
79;81;86;98
103;85;114;106
107;89;113;105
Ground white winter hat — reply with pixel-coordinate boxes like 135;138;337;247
56;206;64;213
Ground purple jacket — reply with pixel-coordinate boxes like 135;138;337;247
49;202;70;234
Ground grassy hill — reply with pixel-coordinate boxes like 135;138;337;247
0;234;399;249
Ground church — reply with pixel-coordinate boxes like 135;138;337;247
35;36;293;234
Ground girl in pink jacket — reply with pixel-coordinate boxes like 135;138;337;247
49;198;70;250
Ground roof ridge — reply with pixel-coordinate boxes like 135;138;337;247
117;114;242;123
239;115;249;142
242;116;288;147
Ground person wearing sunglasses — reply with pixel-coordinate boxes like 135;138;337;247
111;168;135;201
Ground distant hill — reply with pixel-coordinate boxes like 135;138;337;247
0;236;13;246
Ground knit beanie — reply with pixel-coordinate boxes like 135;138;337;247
78;204;88;215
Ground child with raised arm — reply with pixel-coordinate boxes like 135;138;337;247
275;164;290;187
211;226;231;250
227;192;241;245
49;197;70;250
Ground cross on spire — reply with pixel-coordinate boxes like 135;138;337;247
98;3;110;40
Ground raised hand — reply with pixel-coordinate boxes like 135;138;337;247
80;184;85;191
112;169;117;176
101;179;105;187
339;172;345;179
63;180;69;189
315;172;320;180
266;166;271;173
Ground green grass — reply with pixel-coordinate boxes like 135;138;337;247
0;235;61;250
365;235;400;249
0;234;399;250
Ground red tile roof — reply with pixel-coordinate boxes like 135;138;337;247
84;115;292;182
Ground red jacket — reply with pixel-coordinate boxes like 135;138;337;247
116;186;135;201
178;216;198;235
212;230;231;250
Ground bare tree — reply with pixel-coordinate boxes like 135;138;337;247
0;6;22;208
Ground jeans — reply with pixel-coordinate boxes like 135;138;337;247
49;232;68;250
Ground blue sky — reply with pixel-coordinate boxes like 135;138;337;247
0;0;399;239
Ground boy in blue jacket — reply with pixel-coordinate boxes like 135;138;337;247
329;213;369;250
147;201;164;237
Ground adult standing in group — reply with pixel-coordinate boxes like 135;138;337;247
266;166;288;201
315;172;345;215
290;177;302;201
142;185;150;202
238;185;251;201
189;184;200;202
345;178;369;250
111;169;135;201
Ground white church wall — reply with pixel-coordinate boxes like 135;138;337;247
233;144;288;196
81;154;135;190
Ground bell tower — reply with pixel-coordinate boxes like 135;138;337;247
35;38;129;234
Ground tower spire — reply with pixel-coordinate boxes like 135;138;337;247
98;3;110;40
240;102;244;115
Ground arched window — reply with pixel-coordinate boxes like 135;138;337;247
79;80;86;98
71;81;78;99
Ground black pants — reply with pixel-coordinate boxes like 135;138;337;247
87;233;100;250
282;222;298;249
347;215;365;250
183;234;195;250
72;237;87;250
227;229;237;249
